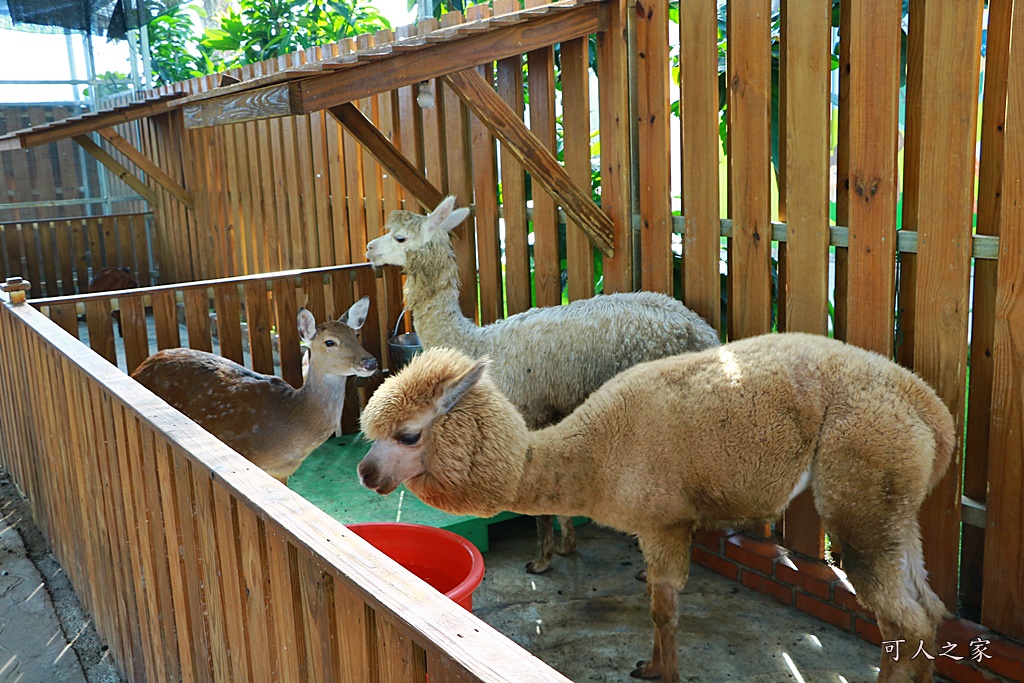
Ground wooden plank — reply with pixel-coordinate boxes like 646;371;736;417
131;214;152;287
212;486;252;683
273;279;303;387
237;511;277;683
298;555;336;681
335;588;372;682
120;295;150;374
266;527;304;683
444;68;614;257
184;287;213;352
38;220;59;297
982;0;1024;640
832;0;851;342
173;456;216;680
288;5;604;113
964;0;1011;615
375;614;427;683
471;61;502;324
907;0;982;610
636;0;672;294
843;0;901;356
328;103;444;211
596;0;632;291
725;0;772;340
72;134;159;205
213;283;245;364
562;37;595;302
54;220;75;295
778;0;830;558
245;280;276;374
495;43;530;314
182;82;295;129
85;298;117;365
49;302;79;338
96;127;193;208
152;289;181;351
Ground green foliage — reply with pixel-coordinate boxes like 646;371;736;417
84;71;134;99
201;0;391;67
147;4;216;85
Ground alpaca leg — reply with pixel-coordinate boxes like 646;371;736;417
527;515;556;574
556;515;577;555
631;526;692;683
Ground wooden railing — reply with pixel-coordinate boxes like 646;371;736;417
0;271;571;683
0;212;155;297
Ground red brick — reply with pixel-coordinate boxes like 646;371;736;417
935;657;999;683
978;634;1024;681
693;528;730;552
795;592;853;632
691;545;739;581
938;617;990;646
724;534;783;575
855;616;883;647
739;569;793;606
834;583;876;620
775;555;840;600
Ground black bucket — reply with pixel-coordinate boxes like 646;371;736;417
387;310;422;371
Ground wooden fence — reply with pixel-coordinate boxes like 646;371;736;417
0;212;155;297
1;0;1023;674
0;266;571;683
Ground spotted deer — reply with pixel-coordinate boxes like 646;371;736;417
132;297;378;483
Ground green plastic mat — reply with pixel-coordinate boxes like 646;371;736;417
288;434;516;552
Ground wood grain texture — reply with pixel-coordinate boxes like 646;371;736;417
96;127;193;207
73;135;159;205
496;46;530;314
182;83;294;129
562;37;596;302
906;0;982;610
471;61;503;325
982;0;1024;640
777;0;830;559
636;0;672;294
842;0;901;357
443;68;614;257
726;0;772;341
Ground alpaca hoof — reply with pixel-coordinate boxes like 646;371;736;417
555;542;576;556
635;569;648;582
630;660;661;679
526;560;551;574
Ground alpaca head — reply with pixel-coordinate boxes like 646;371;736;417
358;347;528;517
365;196;470;268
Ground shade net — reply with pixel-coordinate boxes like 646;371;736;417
0;0;180;39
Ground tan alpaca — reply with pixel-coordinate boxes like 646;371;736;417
358;335;954;683
366;196;720;572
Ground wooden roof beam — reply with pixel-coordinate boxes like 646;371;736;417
72;134;158;206
327;103;444;212
96;128;193;209
442;68;614;257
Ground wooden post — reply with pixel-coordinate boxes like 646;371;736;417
2;276;31;304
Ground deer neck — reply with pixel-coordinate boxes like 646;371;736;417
292;363;347;433
404;241;482;353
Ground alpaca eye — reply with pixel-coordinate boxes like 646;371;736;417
394;235;407;243
398;432;421;446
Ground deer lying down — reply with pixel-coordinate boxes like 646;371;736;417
357;335;955;683
133;298;377;483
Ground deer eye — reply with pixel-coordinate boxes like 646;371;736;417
398;432;421;446
324;339;336;347
394;235;407;243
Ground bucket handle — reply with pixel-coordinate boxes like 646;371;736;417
393;308;412;338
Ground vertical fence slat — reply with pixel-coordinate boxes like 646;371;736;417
152;289;181;350
982;0;1024;640
238;510;277;683
472;60;503;325
336;590;373;682
777;0;830;559
213;486;253;683
85;298;117;365
299;555;337;681
496;49;530;315
174;455;216;681
214;283;245;365
375;615;427;683
274;279;303;388
184;287;213;352
267;529;304;683
563;36;596;302
726;0;772;341
245;280;276;374
49;302;79;338
842;0;901;357
121;295;150;374
680;0;721;331
637;0;672;294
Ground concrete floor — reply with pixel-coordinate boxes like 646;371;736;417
473;516;883;683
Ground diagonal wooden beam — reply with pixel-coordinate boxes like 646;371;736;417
327;103;444;212
442;68;614;257
96;128;193;209
73;134;158;206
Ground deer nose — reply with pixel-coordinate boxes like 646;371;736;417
361;357;378;372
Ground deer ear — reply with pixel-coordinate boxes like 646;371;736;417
298;308;317;341
435;358;488;415
339;296;370;330
422;196;469;236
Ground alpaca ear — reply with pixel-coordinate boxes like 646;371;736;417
436;358;488;415
423;196;469;236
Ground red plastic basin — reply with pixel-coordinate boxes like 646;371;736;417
346;522;485;611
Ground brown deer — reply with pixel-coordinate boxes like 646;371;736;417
133;297;378;483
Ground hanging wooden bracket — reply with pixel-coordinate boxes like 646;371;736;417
442;68;614;257
73;134;158;206
96;128;194;209
327;103;444;212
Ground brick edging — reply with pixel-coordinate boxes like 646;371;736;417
690;529;1023;683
